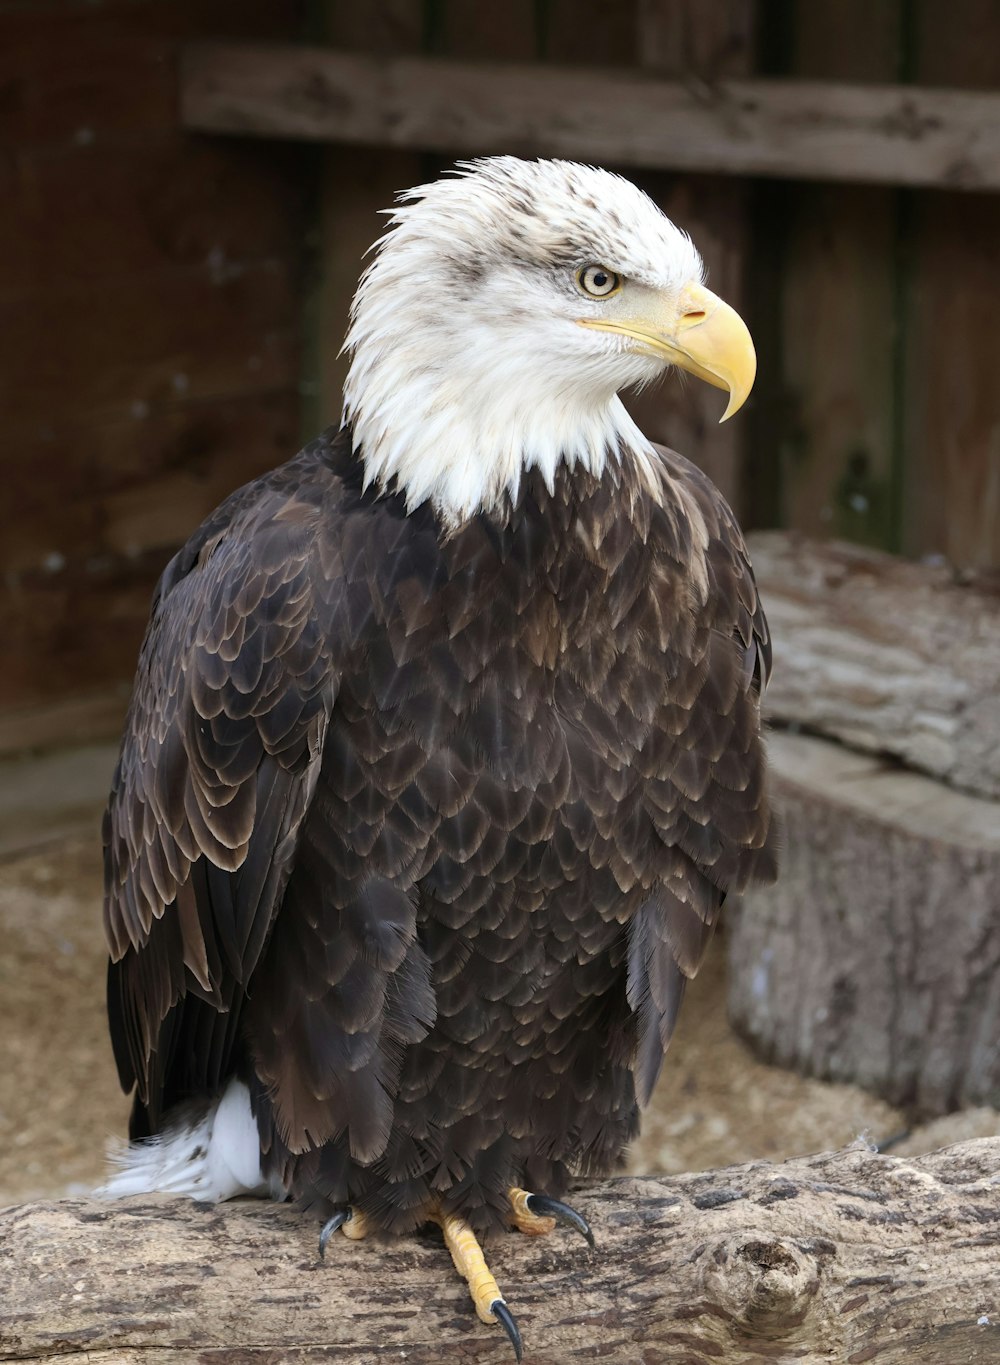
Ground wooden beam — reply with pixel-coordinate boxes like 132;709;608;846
181;42;1000;191
5;1143;1000;1362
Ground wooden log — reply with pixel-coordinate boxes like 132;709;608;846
180;43;1000;191
747;532;1000;800
3;1140;1000;1363
730;730;1000;1117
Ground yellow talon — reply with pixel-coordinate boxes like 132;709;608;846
508;1185;556;1235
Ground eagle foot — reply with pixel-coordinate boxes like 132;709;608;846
508;1186;596;1248
319;1203;522;1361
318;1205;369;1257
433;1207;523;1363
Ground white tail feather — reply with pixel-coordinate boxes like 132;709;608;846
97;1079;281;1203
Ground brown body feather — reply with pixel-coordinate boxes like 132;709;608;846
105;425;776;1234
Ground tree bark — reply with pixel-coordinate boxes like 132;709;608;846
3;1140;1000;1364
746;532;1000;800
730;730;1000;1116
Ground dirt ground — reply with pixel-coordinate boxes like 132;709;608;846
1;746;997;1210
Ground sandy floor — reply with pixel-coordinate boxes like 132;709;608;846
0;751;996;1210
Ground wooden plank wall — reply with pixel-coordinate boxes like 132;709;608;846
312;0;754;512
0;0;308;749
902;2;1000;568
3;1;997;750
760;0;1000;567
757;3;903;552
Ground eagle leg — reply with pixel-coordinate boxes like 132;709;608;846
433;1207;523;1363
319;1203;522;1360
508;1186;596;1249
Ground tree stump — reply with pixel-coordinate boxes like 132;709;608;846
3;1140;1000;1363
730;730;1000;1115
745;532;1000;801
728;535;1000;1115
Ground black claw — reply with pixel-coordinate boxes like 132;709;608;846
525;1193;596;1249
318;1209;348;1258
491;1299;523;1363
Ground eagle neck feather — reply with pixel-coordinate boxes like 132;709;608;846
344;349;659;529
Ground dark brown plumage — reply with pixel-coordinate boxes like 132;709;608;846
105;421;776;1235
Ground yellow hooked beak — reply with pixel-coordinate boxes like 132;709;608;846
577;282;756;422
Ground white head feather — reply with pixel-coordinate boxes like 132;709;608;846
343;157;705;526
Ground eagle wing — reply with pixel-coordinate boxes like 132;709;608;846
627;447;777;1106
104;458;343;1137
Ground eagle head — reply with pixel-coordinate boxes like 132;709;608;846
343;157;755;526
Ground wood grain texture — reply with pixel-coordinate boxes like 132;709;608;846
182;43;1000;190
3;1141;1000;1363
730;730;1000;1116
748;532;1000;800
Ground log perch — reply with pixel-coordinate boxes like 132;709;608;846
3;1140;1000;1364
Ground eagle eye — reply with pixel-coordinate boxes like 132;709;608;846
577;265;622;299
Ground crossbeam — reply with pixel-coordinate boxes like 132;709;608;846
181;43;1000;192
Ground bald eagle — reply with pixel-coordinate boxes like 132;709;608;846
103;157;776;1358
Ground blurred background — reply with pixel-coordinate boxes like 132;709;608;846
1;0;998;1206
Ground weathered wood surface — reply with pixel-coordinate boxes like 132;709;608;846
747;533;1000;800
731;730;1000;1116
182;43;1000;191
3;1141;1000;1363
